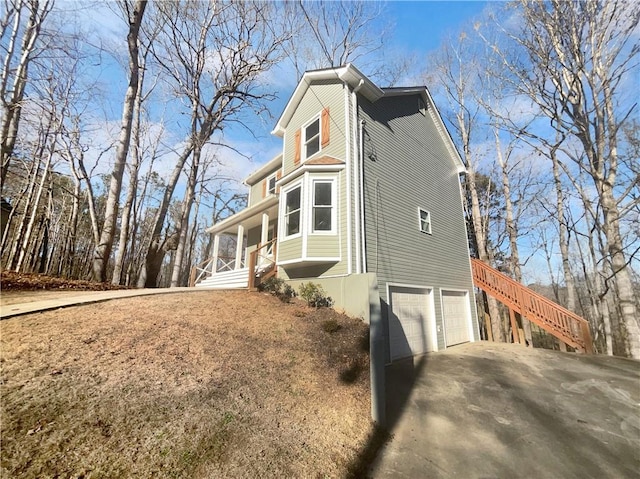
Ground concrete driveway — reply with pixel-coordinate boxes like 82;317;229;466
369;342;639;479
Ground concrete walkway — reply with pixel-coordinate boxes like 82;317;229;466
0;287;214;319
369;342;640;479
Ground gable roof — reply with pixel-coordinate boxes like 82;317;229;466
381;87;466;174
271;64;384;137
244;154;282;186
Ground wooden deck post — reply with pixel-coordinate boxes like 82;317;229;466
509;308;520;344
189;266;196;287
247;249;257;291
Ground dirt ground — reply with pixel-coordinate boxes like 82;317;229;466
0;290;373;478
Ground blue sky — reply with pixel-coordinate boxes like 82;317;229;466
75;1;495;188
388;1;487;53
225;1;491;174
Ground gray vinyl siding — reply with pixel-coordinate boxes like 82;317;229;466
282;81;346;175
359;93;477;350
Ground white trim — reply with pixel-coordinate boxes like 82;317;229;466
276;162;345;187
266;172;278;195
344;83;352;275
309;177;338;235
234;224;245;270
272;64;384;137
244;154;283;185
206;195;278;234
280;180;303;242
277;257;341;266
261;213;269;245
386;282;439;360
439;288;475;348
301;113;322;162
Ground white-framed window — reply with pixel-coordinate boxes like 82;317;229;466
311;179;335;233
284;185;302;238
267;173;277;195
419;208;432;234
303;116;321;160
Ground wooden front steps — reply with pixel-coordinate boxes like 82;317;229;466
470;258;593;353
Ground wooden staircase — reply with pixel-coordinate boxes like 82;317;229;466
247;238;278;291
470;258;593;353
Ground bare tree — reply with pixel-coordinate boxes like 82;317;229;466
138;0;290;288
485;0;640;357
92;0;147;282
286;0;409;85
1;0;54;193
427;31;506;342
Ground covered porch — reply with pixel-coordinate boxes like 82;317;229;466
191;196;279;289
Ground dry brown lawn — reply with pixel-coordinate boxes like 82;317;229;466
0;290;373;478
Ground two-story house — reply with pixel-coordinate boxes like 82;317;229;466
197;64;478;362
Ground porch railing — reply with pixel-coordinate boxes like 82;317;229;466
189;255;246;287
470;258;593;353
248;238;277;291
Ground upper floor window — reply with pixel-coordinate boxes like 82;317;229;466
419;208;432;234
312;180;334;233
304;117;321;159
295;108;330;165
285;185;301;237
267;173;277;195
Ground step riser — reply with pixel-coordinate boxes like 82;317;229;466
195;269;249;289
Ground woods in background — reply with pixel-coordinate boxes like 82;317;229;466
1;0;638;357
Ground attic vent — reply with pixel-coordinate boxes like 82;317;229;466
418;97;427;116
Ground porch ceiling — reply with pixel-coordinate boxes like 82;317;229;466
206;195;279;235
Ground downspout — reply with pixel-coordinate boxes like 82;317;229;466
344;82;352;275
352;79;365;274
359;117;367;273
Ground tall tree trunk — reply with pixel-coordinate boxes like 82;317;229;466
111;61;145;286
15;143;52;271
0;0;53;192
493;128;532;345
92;0;147;282
140;145;193;288
170;146;201;287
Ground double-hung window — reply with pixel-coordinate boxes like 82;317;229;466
303;117;321;159
284;186;301;237
419;208;432;234
312;180;334;233
267;173;277;195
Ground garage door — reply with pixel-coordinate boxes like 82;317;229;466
442;291;470;347
388;286;434;361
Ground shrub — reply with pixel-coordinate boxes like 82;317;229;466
258;277;295;303
321;319;341;334
299;282;333;308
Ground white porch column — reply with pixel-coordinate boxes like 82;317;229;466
260;213;269;245
211;234;220;274
235;224;244;270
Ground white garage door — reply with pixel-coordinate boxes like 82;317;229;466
388;286;434;361
442;291;470;347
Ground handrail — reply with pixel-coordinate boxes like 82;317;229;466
470;258;593;353
189;256;215;287
248;238;278;291
188;255;246;287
